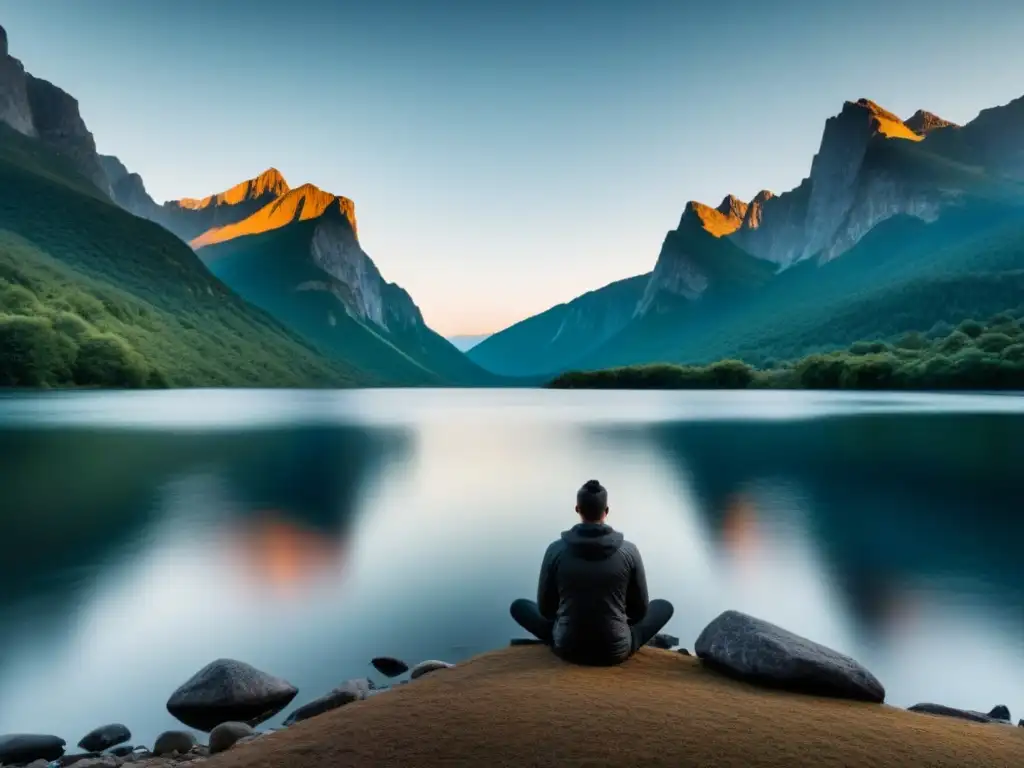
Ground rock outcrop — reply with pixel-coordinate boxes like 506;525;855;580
694;609;886;702
907;702;1014;725
99;155;160;217
904;110;957;136
0;27;111;196
165;658;298;732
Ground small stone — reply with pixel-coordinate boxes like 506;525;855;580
79;724;131;753
209;722;254;754
1018;719;1023;727
69;757;120;768
509;638;545;646
282;678;374;726
409;659;454;680
677;648;691;656
107;745;135;757
60;753;101;767
988;704;1010;721
908;703;999;724
0;734;67;764
370;656;409;677
152;731;197;757
647;633;679;650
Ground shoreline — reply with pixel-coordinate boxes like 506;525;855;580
2;611;1020;767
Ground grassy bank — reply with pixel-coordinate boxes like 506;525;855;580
205;646;1024;768
549;311;1024;390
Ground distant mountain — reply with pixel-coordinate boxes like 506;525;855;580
189;178;497;385
468;274;649;376
447;334;490;352
474;94;1024;376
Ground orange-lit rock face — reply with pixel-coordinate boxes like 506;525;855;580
176;168;290;211
685;196;748;238
224;512;345;595
190;184;357;248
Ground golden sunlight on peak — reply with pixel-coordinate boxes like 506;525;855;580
190;183;357;248
848;98;923;143
173;168;291;211
686;199;746;237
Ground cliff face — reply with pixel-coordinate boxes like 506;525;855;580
0;28;111;196
99;154;160;217
308;210;422;333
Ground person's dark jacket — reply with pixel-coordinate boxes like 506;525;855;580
537;522;649;665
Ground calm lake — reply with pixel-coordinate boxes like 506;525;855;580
1;389;1022;745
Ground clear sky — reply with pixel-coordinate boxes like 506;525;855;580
4;0;1024;335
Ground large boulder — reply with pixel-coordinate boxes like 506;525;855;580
282;678;375;726
694;610;885;703
0;733;66;764
908;703;1012;725
77;723;131;752
166;658;298;731
988;704;1011;721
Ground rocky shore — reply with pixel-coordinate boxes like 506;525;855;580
1;610;1020;767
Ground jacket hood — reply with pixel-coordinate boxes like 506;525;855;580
561;523;624;561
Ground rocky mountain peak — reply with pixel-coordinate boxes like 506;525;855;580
904;110;957;136
175;168;290;211
716;194;749;220
739;189;776;231
190;182;357;249
682;199;746;237
0;25;8;58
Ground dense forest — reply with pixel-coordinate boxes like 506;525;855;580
548;310;1024;390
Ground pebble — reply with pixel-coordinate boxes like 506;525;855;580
409;660;454;680
208;722;254;754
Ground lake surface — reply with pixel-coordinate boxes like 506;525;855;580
1;389;1023;745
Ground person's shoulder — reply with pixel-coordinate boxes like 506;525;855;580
544;537;566;556
620;539;643;559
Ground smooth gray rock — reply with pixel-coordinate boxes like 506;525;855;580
694;610;885;703
908;703;1005;724
78;724;131;753
282;678;375;726
152;730;197;756
166;658;298;731
647;633;679;650
0;733;66;764
209;722;254;754
988;704;1010;721
107;745;134;757
409;660;453;680
677;648;691;656
370;656;409;677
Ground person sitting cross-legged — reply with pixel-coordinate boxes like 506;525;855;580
509;479;674;666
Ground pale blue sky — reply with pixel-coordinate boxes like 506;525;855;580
4;0;1024;334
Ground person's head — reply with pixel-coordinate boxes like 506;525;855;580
575;479;609;523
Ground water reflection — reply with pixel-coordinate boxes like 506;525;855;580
0;390;1021;745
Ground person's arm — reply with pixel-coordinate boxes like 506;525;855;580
537;541;560;620
625;544;650;624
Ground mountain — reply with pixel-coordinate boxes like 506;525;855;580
0;120;375;387
190;180;498;385
447;334;490;352
473;94;1024;377
468;274;649;376
0;27;384;388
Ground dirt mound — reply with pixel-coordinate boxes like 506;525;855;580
207;645;1024;767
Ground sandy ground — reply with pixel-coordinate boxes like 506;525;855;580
207;645;1024;767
